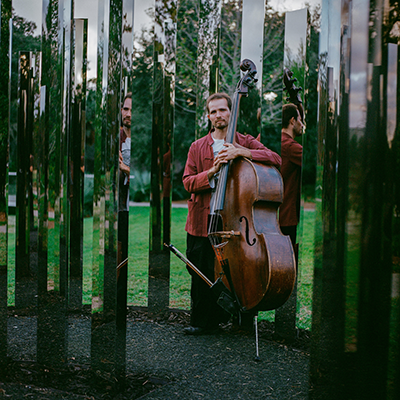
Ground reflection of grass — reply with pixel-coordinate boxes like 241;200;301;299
297;209;315;329
128;207;150;306
7;216;15;306
6;206;315;331
344;211;361;351
169;208;191;309
83;218;93;304
126;206;190;308
258;209;316;330
0;231;7;266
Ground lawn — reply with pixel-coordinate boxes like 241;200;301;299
7;205;316;330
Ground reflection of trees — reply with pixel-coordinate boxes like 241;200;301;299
42;0;63;207
303;8;320;188
219;0;241;95
127;1;321;199
130;22;154;175
9;11;41;172
0;2;12;223
384;0;400;265
260;6;285;153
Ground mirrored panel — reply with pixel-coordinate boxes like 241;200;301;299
74;0;99;309
260;3;285;155
10;1;42;312
36;0;67;367
196;0;221;138
68;18;88;309
236;0;264;140
169;0;198;311
90;0;123;374
274;7;308;341
148;0;177;314
0;0;12;363
128;0;154;308
343;0;370;354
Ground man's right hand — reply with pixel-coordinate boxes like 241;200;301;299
207;157;225;180
119;151;130;175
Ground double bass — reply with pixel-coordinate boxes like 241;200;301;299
208;59;296;313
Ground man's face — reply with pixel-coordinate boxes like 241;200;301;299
207;98;231;130
121;97;132;128
293;110;304;136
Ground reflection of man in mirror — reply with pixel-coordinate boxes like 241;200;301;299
182;92;281;335
117;92;132;320
119;92;132;212
279;103;304;247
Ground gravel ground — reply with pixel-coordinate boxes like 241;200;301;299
0;311;310;399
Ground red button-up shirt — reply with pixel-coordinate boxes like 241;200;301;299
279;132;303;227
183;131;282;237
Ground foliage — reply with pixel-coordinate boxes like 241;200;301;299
130;17;154;175
8;11;41;172
129;168;151;202
124;2;320;200
302;5;320;188
173;0;199;200
0;2;12;215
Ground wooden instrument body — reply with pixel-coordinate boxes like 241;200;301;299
213;158;296;311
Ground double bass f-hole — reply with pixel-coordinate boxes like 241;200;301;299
239;216;256;246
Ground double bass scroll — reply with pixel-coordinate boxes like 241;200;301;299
283;67;304;122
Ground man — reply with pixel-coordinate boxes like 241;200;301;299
117;92;132;326
279;103;304;246
119;92;132;212
182;92;281;335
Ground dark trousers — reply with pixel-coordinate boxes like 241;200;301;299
186;234;229;328
281;225;297;248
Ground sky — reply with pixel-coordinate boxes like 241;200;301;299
12;0;152;81
268;0;321;13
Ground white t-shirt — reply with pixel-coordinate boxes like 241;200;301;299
121;137;131;185
209;136;225;213
209;136;225;189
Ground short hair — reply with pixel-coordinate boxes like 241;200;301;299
206;92;232;113
122;92;132;107
282;103;299;128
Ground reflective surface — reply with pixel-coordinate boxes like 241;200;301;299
147;0;176;314
128;0;154;309
196;0;221;138
274;7;308;341
237;0;264;139
90;0;122;374
310;0;400;398
260;3;284;154
36;0;67;367
2;1;399;398
0;0;11;363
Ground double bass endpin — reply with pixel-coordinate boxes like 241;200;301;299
254;314;261;362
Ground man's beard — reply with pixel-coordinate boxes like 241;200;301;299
214;120;228;130
122;119;131;129
294;125;303;137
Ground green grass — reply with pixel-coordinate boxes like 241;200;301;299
296;209;316;329
6;206;316;330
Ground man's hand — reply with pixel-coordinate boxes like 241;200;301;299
217;143;252;161
207;143;252;180
119;151;130;175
